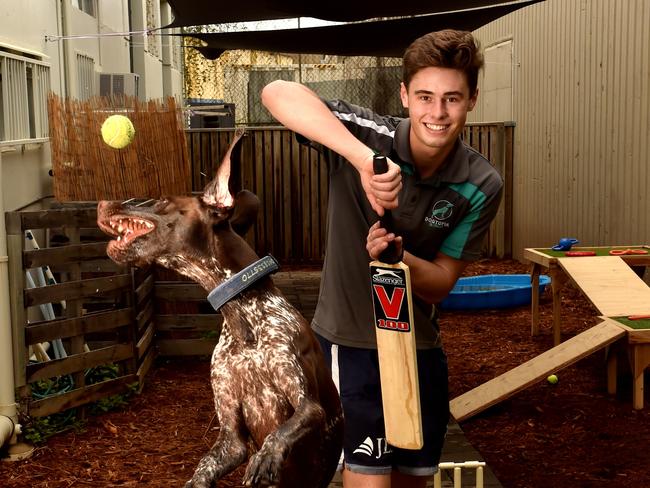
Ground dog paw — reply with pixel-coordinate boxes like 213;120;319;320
242;438;286;487
183;481;202;488
183;477;210;488
184;457;217;488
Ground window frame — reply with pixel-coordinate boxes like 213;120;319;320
0;49;51;146
72;0;97;17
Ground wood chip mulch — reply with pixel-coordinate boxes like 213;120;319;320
2;258;650;488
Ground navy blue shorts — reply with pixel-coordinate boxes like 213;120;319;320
316;334;449;476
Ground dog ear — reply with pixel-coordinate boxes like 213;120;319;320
230;190;259;237
201;128;245;209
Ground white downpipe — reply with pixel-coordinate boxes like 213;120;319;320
0;415;16;449
0;146;32;461
0;159;19;451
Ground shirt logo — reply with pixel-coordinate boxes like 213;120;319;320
425;200;453;228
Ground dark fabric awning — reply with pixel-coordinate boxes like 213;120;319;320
183;1;541;59
166;0;539;27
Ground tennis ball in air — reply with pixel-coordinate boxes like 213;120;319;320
547;374;559;385
101;114;135;149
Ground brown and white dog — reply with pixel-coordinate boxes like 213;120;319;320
97;130;343;488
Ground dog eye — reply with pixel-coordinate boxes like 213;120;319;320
152;198;170;212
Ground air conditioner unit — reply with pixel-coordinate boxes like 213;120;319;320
97;73;140;99
189;103;236;129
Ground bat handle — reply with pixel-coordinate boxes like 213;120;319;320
373;155;401;264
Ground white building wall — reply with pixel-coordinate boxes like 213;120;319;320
130;0;182;101
0;0;62;211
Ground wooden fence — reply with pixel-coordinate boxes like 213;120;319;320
4;200;320;415
186;122;514;261
5;202;155;418
462;122;514;258
187;127;329;265
48;95;191;202
154;269;222;358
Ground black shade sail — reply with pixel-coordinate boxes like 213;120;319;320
183;1;541;59
166;0;540;27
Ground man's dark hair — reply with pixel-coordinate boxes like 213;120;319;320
403;29;484;96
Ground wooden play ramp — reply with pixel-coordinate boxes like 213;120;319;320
451;255;650;422
450;320;625;421
556;256;650;316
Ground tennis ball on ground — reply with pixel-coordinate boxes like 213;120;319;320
547;374;559;384
101;114;135;149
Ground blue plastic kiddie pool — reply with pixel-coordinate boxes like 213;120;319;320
439;274;551;310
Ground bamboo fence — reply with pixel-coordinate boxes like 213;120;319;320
48;95;191;201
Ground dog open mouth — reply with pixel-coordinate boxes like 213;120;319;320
103;215;155;248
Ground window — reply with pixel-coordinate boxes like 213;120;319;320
72;0;96;17
77;53;95;100
0;50;50;143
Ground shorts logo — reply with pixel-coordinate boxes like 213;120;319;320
425;200;453;228
352;436;392;459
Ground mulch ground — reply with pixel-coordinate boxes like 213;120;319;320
2;258;650;488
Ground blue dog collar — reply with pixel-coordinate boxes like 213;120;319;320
207;255;280;312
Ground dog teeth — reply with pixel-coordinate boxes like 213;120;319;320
110;217;153;238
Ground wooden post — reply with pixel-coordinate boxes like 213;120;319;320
530;263;541;336
606;343;619;396
631;343;650;410
64;227;85;413
489;123;506;258
549;265;568;346
503;122;515;257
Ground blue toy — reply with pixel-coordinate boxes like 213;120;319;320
552;237;579;251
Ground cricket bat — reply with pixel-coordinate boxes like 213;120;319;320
369;155;423;450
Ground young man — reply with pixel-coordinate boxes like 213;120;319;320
261;29;503;488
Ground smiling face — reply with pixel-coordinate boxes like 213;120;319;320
400;66;477;174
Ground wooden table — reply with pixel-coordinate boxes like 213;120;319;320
524;246;650;345
605;317;650;410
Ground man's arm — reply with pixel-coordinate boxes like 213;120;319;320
261;80;401;214
404;251;467;304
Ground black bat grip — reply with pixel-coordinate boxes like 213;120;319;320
373;155;401;264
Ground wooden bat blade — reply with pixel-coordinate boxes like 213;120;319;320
370;260;423;449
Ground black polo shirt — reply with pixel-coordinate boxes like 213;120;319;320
300;99;503;349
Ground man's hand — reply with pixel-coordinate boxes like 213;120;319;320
359;154;402;216
366;221;403;260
